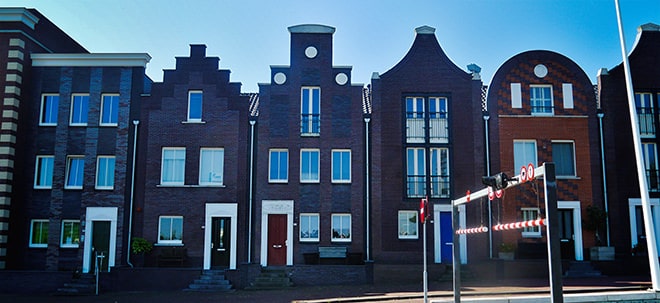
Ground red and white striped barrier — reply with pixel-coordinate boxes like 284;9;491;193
455;226;489;234
492;218;546;231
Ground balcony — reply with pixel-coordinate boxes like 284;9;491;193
301;114;320;135
648;169;660;192
637;107;655;137
430;175;450;198
429;118;448;143
406;175;426;198
406;118;425;143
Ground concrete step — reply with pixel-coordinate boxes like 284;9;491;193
186;270;233;292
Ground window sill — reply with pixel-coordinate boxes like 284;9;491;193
300;133;320;137
299;239;320;243
398;236;419;240
154;243;184;247
69;124;88;127
181;120;206;124
99;124;118;127
331;181;351;184
29;245;47;248
331;239;351;243
60;245;80;249
158;184;226;188
556;176;580;180
64;187;83;190
39;124;57;127
268;180;288;184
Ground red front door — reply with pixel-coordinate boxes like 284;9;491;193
267;214;287;266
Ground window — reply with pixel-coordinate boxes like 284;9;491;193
521;208;541;237
642;143;660;191
552;141;576;177
300;149;320;183
513;140;537;173
40;94;59;126
530;85;553;115
158;216;183;244
65;156;84;189
199;148;224;185
406;148;426;198
331;149;351;183
636;93;655;137
188;91;203;122
96;156;116;189
299;213;319;242
331;214;351;242
301;87;320;135
429;97;448;143
161;148;185;185
269;149;288;183
406;97;425;143
398;211;418;239
34;155;54;189
430;148;450;198
29;219;48;248
70;94;89;126
60;220;80;248
100;94;119;126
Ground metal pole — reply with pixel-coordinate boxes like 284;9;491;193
452;202;461;303
365;116;371;261
543;163;563;303
126;120;139;268
423;219;428;303
483;113;492;259
247;119;256;263
597;112;611;246
615;0;660;290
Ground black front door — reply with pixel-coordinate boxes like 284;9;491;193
211;217;230;268
558;209;575;260
91;221;111;272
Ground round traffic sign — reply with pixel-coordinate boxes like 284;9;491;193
527;163;535;180
488;187;494;201
520;166;527;182
495;189;503;198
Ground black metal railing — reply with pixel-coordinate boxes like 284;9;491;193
406;175;426;198
647;169;660;191
637;107;655;136
301;114;320;135
430;175;450;198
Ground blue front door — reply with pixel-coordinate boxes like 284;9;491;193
440;212;453;263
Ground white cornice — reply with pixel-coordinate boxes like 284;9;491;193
0;8;39;30
31;53;151;68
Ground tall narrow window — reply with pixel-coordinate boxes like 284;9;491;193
188;91;203;122
521;208;541;237
158;216;183;244
269;149;288;183
60;220;80;248
199;148;224;185
513;140;537;172
65;156;84;189
30;219;48;248
300;149;320;183
635;93;655;137
70;94;89;126
430;148;450;198
552;141;576;177
34;155;54;189
161;148;186;185
642;142;660;191
301;87;320;135
405;97;425;143
398;210;418;239
100;94;119;126
429;97;448;143
530;85;553;115
96;156;116;189
331;214;351;242
40;94;59;126
406;148;426;198
332;149;351;183
299;213;320;242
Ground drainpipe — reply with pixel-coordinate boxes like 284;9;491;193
247;118;256;263
364;115;371;261
126;120;139;268
483;112;492;259
597;112;611;246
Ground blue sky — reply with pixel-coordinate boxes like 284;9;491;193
5;0;659;92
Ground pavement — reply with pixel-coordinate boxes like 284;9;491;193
0;275;652;303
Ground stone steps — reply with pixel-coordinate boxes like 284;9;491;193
185;270;233;292
245;268;293;290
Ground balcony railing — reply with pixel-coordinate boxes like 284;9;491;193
430;175;450;198
648;169;660;192
301;114;320;135
406;118;425;143
637;107;655;137
429;118;448;143
407;175;426;198
531;104;554;115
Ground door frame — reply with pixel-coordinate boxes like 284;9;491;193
260;200;293;267
204;203;237;270
628;198;660;253
558;201;583;261
82;207;117;273
433;203;466;264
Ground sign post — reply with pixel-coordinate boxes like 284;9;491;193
420;197;428;303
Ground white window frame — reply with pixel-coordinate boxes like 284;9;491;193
398;210;419;239
34;155;54;189
199;148;224;186
158;216;184;245
299;213;320;242
406;147;426;198
331;149;351;183
100;94;119;126
300;148;320;183
513;140;537;173
161;147;186;186
521;208;542;237
530;85;554;116
331;213;351;242
643;142;659;191
96;156;116;190
300;87;320;135
187;90;203;122
39;94;59;126
29;219;48;248
69;93;89;126
268;149;288;183
552;140;577;178
636;92;655;138
65;155;84;190
60;220;80;248
430;147;450;198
